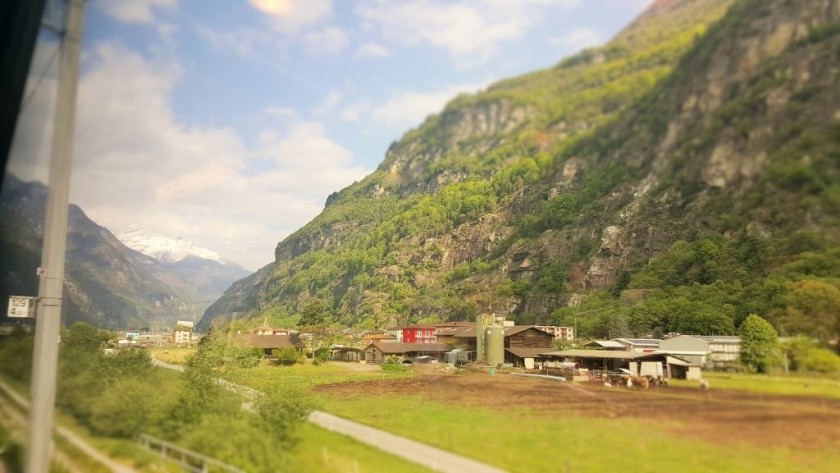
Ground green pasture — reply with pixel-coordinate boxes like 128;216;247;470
149;347;196;365
292;423;432;473
693;371;840;399
318;393;838;473
227;361;413;391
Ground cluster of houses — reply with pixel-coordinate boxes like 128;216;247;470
225;316;743;381
139;315;739;382
115;320;198;348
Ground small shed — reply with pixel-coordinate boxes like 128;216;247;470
665;356;702;380
329;346;365;362
445;348;472;365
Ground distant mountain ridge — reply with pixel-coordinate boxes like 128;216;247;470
0;175;249;328
115;226;250;299
116;225;228;265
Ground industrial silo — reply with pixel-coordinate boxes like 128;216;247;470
476;312;494;364
486;325;504;367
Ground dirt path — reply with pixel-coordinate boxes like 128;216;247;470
0;379;135;473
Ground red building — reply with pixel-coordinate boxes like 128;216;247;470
402;325;437;344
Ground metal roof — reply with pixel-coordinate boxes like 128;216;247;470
540;349;666;360
365;342;454;354
506;347;554;358
584;340;625;349
614;338;662;347
692;335;740;343
438;325;551;339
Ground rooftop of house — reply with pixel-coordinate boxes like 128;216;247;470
584;340;626;349
614;338;662;347
540;349;667;360
693;335;741;343
365;342;455;354
506;347;555;358
437;325;553;339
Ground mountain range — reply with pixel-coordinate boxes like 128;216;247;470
0;175;249;328
200;0;840;343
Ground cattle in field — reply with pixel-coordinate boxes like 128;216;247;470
623;375;650;389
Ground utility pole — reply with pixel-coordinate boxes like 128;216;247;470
27;1;85;473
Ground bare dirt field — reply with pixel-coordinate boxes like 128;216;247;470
316;370;840;451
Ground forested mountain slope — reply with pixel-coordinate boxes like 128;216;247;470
202;0;840;344
0;175;206;328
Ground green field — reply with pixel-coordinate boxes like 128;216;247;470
227;361;413;391
293;423;432;473
229;363;840;473
318;392;837;473
670;372;840;399
149;347;196;365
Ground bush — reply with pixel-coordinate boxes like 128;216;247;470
381;362;410;373
313;347;330;364
272;347;300;366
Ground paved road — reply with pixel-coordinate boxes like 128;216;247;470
152;358;508;473
0;379;135;473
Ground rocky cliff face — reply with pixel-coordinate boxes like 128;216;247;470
202;0;840;336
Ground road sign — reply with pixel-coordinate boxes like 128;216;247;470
7;296;37;318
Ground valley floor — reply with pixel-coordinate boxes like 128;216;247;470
301;364;840;473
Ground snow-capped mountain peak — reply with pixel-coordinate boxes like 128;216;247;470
116;225;225;265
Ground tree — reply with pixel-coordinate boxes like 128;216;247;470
298;298;328;328
777;279;840;342
739;314;779;373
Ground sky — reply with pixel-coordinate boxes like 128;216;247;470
7;0;653;271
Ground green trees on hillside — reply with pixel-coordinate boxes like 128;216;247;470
739;314;779;373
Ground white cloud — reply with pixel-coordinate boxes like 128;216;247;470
355;42;389;58
551;27;602;50
250;0;332;36
6;42;370;271
94;0;177;24
372;82;489;131
303;27;350;55
193;24;272;57
356;0;580;62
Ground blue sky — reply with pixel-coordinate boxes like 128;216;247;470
8;0;652;270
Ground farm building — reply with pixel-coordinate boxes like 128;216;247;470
232;333;305;356
533;325;575;341
583;340;626;350
402;325;437;344
329;346;365;362
658;335;741;369
613;338;662;352
363;342;454;363
540;349;700;379
436;325;554;351
505;347;551;369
